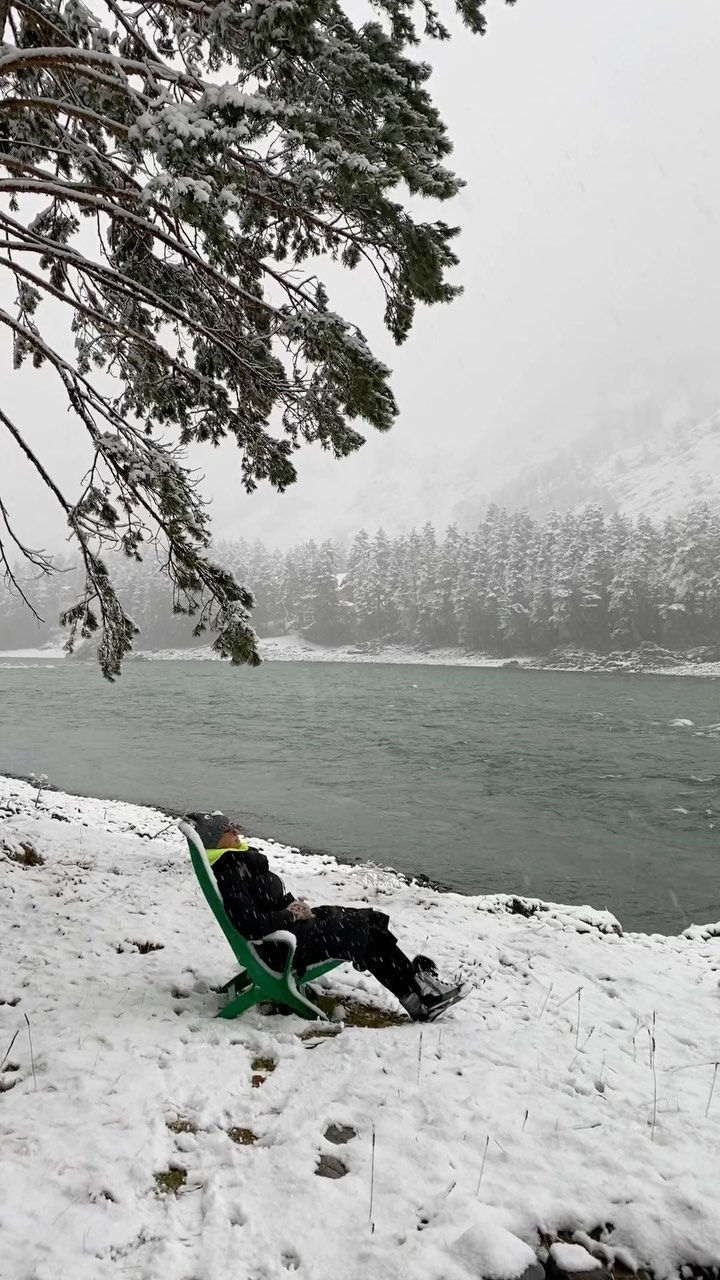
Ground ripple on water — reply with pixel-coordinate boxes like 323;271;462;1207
0;663;55;670
693;723;720;738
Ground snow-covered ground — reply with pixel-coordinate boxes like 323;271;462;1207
3;636;720;676
136;639;720;677
57;633;720;676
0;647;64;668
539;657;720;680
131;634;521;668
0;639;520;670
645;660;720;679
2;776;719;1279
0;648;65;659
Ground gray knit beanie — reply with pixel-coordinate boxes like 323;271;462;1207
186;811;234;850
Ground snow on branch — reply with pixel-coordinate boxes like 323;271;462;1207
0;0;515;675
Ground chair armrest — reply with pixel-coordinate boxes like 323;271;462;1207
261;929;297;982
263;929;298;953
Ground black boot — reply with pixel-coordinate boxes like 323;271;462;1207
415;971;468;1020
399;989;425;1021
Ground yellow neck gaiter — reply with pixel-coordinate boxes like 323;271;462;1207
206;841;249;866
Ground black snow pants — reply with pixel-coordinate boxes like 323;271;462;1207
262;905;417;1001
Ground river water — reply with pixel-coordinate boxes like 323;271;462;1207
1;658;718;933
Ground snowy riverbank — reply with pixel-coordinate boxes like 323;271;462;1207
1;776;719;1278
125;634;720;676
0;638;516;668
3;635;720;676
152;635;720;677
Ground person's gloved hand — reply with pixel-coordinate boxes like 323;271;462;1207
288;899;314;922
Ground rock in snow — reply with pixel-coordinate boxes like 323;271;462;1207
451;1219;538;1276
548;1242;604;1273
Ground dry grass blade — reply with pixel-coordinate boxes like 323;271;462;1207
0;1028;19;1072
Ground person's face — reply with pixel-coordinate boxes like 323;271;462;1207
217;825;244;849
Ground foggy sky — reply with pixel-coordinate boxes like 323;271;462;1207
2;0;720;556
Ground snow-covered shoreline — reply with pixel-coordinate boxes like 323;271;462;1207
0;639;515;668
1;774;719;1278
5;634;720;677
125;634;720;676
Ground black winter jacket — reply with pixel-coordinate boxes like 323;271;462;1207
212;846;391;975
212;847;296;939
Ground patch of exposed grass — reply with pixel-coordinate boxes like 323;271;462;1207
1;840;44;867
166;1117;196;1134
154;1168;187;1195
310;992;406;1029
257;991;407;1028
228;1126;257;1146
116;940;165;954
250;1054;277;1087
299;1025;343;1042
250;1056;276;1074
344;1002;406;1029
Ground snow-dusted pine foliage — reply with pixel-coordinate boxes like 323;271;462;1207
0;0;513;676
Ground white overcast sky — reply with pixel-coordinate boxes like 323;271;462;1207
2;0;720;551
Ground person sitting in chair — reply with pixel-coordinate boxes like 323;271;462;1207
186;812;466;1022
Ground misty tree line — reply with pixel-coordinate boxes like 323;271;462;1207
3;503;720;656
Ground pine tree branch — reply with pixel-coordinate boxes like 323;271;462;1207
100;0;185;77
0;137;148;215
0;50;152;106
0;404;72;516
0;491;54;620
0;250;288;419
11;0;77;48
0;45;163;83
0;154;142;201
0;317;233;674
0;214;291;394
130;0;220;15
0;178;280;318
1;306;222;553
0;96;130;139
0;0;502;670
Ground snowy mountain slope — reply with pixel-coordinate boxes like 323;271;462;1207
600;410;720;519
2;777;720;1279
211;431;512;547
481;411;720;523
242;407;720;545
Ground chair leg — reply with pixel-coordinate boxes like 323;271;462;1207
284;984;328;1021
217;984;262;1020
300;959;342;986
218;970;250;995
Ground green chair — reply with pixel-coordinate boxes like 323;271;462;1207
179;821;341;1021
